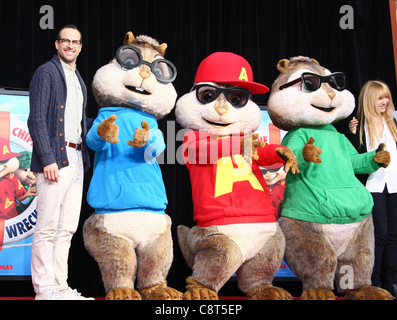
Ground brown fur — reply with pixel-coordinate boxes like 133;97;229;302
178;224;291;300
127;120;150;148
124;31;167;56
271;57;324;95
84;213;181;300
96;114;119;144
302;137;322;163
279;202;394;300
373;143;391;168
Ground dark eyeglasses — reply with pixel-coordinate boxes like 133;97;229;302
57;38;82;47
115;45;177;83
279;72;346;92
195;84;251;108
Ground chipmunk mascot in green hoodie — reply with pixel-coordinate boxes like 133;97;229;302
267;56;394;300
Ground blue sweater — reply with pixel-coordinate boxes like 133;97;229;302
28;55;91;172
86;107;167;214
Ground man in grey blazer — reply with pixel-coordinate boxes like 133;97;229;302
28;25;92;300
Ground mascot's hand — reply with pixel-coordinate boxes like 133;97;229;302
302;137;322;164
373;143;391;168
241;134;265;165
276;148;300;174
97;114;119;144
128;121;150;148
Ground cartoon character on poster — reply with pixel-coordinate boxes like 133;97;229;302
254;110;295;278
0;101;37;276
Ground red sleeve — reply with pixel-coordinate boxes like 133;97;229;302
255;143;287;166
182;131;241;165
14;176;27;198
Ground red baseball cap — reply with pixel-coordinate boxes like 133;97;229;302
194;52;269;95
0;138;20;162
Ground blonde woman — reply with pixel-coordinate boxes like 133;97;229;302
348;80;397;297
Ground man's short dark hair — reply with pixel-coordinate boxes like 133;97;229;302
57;24;82;41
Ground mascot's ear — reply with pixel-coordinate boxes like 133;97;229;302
311;58;320;65
277;59;290;72
124;31;135;45
157;43;167;56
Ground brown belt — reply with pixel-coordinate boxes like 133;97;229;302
65;141;81;150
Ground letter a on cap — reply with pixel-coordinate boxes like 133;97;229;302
2;145;10;156
238;67;248;81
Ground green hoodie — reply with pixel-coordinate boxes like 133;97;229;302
281;125;380;224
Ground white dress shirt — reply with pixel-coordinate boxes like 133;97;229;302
61;61;83;144
365;118;397;193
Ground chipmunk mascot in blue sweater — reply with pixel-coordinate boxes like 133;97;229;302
83;32;182;300
267;56;394;300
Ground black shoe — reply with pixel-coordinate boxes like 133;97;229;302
385;282;397;297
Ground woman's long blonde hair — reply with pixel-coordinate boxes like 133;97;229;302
357;80;397;148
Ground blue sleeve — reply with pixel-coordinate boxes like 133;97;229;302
86;111;112;152
143;126;166;164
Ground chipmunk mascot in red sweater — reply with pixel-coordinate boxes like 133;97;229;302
175;52;299;300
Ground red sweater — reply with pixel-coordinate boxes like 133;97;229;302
182;130;287;227
0;173;27;220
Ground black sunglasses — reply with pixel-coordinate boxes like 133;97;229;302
279;72;346;92
115;45;177;83
195;84;251;108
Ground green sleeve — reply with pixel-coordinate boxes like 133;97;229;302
282;129;310;169
345;138;379;174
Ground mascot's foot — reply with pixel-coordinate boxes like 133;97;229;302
183;277;218;300
344;286;394;300
301;288;335;300
106;287;141;300
140;282;183;300
246;284;293;300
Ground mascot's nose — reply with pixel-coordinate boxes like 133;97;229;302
214;94;229;115
327;90;336;100
139;65;151;80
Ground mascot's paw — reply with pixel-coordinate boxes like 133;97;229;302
105;287;141;300
301;288;335;300
183;277;218;300
302;137;322;164
97;114;120;144
128;120;150;148
344;286;394;300
373;143;391;168
246;284;293;300
183;288;218;300
140;283;183;300
276;147;300;174
241;134;265;165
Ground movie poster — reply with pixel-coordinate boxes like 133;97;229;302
0;91;35;278
255;108;296;279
